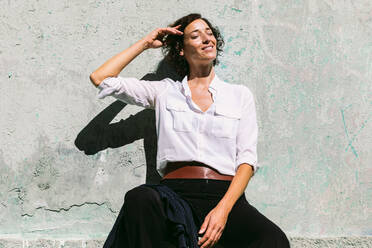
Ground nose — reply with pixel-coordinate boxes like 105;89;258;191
201;32;211;44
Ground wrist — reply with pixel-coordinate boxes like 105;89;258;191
138;38;150;51
217;198;233;213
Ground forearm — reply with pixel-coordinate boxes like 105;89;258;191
89;38;149;87
217;163;253;213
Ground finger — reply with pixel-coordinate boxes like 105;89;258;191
200;237;212;248
156;31;166;39
200;225;215;248
208;227;221;247
198;227;210;246
199;233;208;247
168;27;183;35
200;232;213;248
162;27;183;35
200;234;211;248
205;226;220;248
174;25;183;32
216;228;223;240
199;215;211;234
214;231;222;245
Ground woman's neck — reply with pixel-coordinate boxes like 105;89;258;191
187;65;215;89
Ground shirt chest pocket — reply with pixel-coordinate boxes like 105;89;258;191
211;104;241;138
166;100;194;132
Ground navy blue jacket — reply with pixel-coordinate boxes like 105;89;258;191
143;184;199;248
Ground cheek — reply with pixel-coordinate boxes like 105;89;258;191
212;38;217;45
184;45;199;55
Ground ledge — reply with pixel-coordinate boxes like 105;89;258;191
0;237;371;248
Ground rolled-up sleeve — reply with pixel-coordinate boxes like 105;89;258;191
97;76;170;109
235;85;259;175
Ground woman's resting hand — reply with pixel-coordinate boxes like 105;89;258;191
143;25;183;49
198;205;229;248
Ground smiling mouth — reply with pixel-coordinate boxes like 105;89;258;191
202;45;214;50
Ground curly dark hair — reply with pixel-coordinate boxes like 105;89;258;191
161;13;225;78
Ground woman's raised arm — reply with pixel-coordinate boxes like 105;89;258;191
89;25;183;87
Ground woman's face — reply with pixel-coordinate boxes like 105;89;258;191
181;19;217;67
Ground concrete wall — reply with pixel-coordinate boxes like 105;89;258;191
1;0;371;246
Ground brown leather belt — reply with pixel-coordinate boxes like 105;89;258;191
161;161;234;181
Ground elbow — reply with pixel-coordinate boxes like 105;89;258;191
89;72;102;87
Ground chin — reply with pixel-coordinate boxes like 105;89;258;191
204;53;217;60
208;56;217;62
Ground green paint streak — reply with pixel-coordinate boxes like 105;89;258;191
345;111;372;155
341;107;358;158
231;7;242;13
224;45;232;54
217;5;228;18
234;47;246;56
258;166;268;177
84;24;92;31
341;100;372;158
286;146;294;169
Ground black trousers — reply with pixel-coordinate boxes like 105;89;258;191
104;179;290;248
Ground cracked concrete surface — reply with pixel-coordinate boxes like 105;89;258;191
0;0;371;245
21;202;117;218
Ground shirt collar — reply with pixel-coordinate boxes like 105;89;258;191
181;73;220;98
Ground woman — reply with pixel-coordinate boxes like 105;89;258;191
90;13;290;248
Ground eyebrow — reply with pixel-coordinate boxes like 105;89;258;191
190;27;212;33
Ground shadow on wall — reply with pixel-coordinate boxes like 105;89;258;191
74;59;183;185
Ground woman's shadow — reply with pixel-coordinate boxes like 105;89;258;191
74;59;182;184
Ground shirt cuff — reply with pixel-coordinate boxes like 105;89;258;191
236;157;260;175
97;77;121;99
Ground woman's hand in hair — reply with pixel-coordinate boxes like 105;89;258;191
143;25;183;49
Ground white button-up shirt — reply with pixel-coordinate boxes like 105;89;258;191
97;73;259;177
